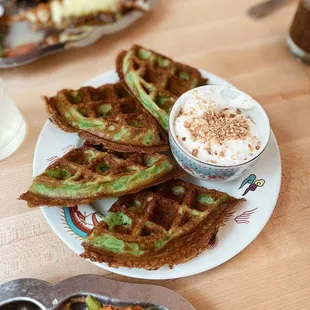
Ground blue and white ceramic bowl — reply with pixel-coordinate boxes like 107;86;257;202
169;85;271;182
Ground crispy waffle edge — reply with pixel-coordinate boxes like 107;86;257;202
18;158;184;208
81;194;244;270
44;88;169;153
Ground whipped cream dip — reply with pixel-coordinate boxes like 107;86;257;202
174;87;261;166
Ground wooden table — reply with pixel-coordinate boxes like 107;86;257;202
1;0;310;309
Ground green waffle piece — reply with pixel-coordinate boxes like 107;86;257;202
19;143;182;207
117;45;208;131
82;179;244;270
45;83;168;153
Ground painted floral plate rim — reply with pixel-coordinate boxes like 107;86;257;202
34;70;282;280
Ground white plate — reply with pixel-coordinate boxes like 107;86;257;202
35;70;281;280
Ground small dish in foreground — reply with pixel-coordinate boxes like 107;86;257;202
0;274;195;310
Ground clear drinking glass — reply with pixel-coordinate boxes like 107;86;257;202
0;80;26;160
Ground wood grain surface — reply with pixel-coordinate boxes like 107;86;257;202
1;0;310;309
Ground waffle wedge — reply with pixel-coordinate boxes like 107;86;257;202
19;144;182;207
45;83;168;153
82;179;244;269
117;45;208;131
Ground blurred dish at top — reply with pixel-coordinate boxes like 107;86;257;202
0;0;157;68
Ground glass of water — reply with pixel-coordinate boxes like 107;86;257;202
0;80;26;160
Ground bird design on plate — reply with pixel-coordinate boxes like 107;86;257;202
239;174;265;196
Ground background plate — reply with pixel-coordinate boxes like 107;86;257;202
0;0;157;68
34;70;281;280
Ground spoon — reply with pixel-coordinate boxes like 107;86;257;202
248;0;288;19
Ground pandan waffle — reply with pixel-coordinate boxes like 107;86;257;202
19;143;182;207
45;83;168;153
82;179;244;270
117;45;208;131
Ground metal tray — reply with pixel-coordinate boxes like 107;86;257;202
0;0;157;68
0;274;195;310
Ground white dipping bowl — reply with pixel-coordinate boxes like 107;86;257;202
169;85;271;182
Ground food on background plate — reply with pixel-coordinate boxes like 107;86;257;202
84;295;157;310
19;143;182;207
0;1;153;63
45;82;168;153
9;0;149;28
174;88;261;165
117;44;208;131
82;179;244;269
